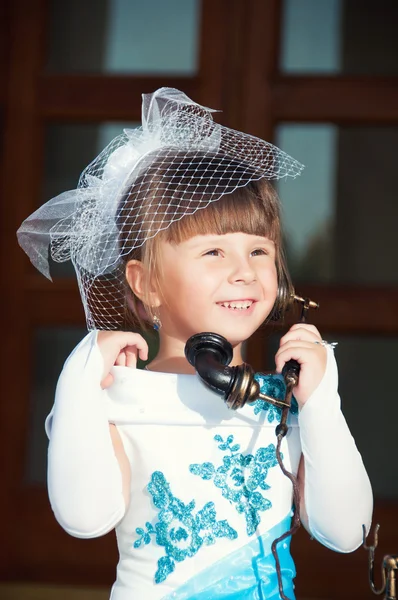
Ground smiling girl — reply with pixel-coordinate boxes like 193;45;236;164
18;88;372;600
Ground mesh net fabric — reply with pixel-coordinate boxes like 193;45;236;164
17;87;304;331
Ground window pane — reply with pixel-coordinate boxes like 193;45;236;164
47;0;200;74
276;124;398;285
263;334;398;499
281;0;398;75
42;122;139;278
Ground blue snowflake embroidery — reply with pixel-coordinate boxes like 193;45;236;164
253;373;298;422
190;434;279;536
133;471;237;584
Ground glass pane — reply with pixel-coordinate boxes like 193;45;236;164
25;328;87;484
275;124;398;285
47;0;200;74
42;122;138;278
263;334;398;499
281;0;398;75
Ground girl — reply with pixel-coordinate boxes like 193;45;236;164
18;88;372;600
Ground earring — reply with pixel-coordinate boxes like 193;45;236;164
153;314;162;331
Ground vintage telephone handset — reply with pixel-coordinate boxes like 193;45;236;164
184;294;319;599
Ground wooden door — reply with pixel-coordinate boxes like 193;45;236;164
1;1;397;598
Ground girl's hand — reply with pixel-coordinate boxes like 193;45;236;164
97;331;149;389
274;323;327;407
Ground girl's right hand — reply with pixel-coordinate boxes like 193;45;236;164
97;331;149;389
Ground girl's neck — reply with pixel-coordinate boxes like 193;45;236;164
147;331;244;374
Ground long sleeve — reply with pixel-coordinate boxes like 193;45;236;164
298;347;373;552
45;331;126;538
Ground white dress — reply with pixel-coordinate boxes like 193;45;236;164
45;332;373;600
105;367;300;600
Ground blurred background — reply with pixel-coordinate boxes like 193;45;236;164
1;0;397;599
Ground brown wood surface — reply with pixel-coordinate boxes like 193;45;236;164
0;0;10;107
1;0;397;597
39;75;198;121
241;0;282;138
0;0;47;579
273;77;398;124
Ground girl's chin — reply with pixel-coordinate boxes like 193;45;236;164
198;325;260;347
168;313;269;346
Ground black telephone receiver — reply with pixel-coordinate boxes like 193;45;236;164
184;294;319;422
184;331;291;410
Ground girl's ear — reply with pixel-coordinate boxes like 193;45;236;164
125;260;161;308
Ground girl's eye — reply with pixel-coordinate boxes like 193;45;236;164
204;248;269;257
251;248;268;256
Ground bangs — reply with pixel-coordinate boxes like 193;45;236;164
161;180;281;245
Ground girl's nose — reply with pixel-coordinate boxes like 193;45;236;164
228;258;256;284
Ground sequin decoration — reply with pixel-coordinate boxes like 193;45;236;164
133;471;237;584
253;373;298;421
190;434;279;536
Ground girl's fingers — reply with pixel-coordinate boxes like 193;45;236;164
138;344;149;362
115;337;148;369
275;349;307;373
101;373;114;389
275;340;325;372
280;326;321;346
119;333;148;356
276;339;320;358
287;323;321;337
124;347;138;369
97;331;149;377
115;352;127;366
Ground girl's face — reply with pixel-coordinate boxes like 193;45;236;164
156;232;278;346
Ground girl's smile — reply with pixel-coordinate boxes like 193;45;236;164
216;299;257;314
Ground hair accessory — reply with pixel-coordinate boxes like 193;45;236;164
17;87;304;331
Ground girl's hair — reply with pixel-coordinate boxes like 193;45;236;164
117;151;293;330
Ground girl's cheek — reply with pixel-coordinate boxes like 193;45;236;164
261;266;277;284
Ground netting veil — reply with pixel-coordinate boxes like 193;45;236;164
17;87;304;330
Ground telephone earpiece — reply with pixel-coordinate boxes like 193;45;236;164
184;295;319;418
185;332;291;411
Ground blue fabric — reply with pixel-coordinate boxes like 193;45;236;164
162;514;296;600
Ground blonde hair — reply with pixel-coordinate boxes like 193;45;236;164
117;151;293;330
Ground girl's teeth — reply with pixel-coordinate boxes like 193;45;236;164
221;301;252;309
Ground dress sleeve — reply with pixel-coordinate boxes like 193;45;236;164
46;331;126;538
298;346;373;552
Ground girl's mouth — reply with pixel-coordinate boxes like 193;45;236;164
217;300;256;313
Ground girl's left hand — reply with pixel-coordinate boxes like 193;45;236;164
275;323;327;407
